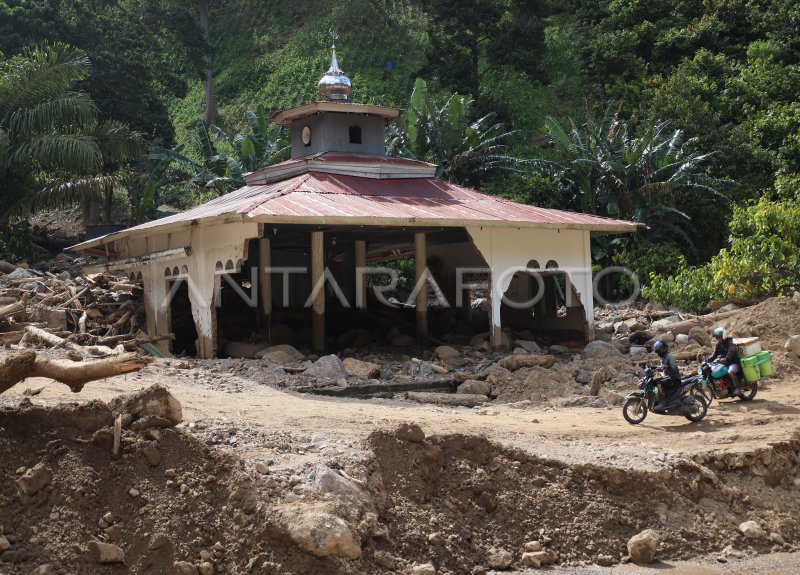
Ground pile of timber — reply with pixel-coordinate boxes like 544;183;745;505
0;258;157;350
0;258;156;394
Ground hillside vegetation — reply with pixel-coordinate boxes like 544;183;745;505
1;0;798;308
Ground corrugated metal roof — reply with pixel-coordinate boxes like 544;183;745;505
70;170;641;251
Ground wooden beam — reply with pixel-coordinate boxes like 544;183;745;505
83;246;191;274
311;231;325;351
414;232;428;335
354;239;367;309
259;237;272;320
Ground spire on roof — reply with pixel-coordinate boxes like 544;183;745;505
318;29;352;101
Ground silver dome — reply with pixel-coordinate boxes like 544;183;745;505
318;47;352;101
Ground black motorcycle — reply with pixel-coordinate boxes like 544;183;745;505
622;365;709;425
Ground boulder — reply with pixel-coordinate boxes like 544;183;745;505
259;350;300;364
514;340;541;353
614;321;631;334
627;529;659;564
456;380;491;396
785;336;800;359
522;550;551;566
434;345;461;359
623;318;646;331
629;346;648;356
256;344;304;361
410;564;436;575
88;541;125;564
486;547;513;570
16;463;52;496
314;466;363;500
305;355;347;381
283;510;362;559
342;358;380;378
109;384;182;426
395;423;426;443
739;520;766;540
583;341;622;359
689;326;710;345
651;315;680;330
7;267;34;280
675;334;690;345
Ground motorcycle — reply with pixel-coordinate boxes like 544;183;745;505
622;365;709;425
695;361;758;405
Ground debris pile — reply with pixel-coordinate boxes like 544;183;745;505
0;257;150;349
0;257;154;395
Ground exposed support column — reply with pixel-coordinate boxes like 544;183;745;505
414;232;428;335
311;231;325;351
259;238;272;322
354;239;367;309
488;276;503;348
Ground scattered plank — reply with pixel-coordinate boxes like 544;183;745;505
400;391;489;407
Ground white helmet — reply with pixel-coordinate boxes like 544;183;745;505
713;327;725;338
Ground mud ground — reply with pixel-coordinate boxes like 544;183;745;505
1;352;799;574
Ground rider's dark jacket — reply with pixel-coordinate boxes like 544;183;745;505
660;352;681;384
709;337;739;365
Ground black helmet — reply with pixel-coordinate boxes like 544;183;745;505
653;340;669;357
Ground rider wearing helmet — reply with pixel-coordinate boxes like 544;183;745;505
707;327;741;393
653;340;681;409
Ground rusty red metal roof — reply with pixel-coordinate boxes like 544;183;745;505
71;169;641;251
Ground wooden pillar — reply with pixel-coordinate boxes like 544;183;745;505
354;239;367;309
311;231;325;351
259;237;272;321
414;232;428;335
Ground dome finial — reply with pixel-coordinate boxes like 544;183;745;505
318;29;352;101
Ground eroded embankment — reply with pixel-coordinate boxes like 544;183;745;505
364;430;800;572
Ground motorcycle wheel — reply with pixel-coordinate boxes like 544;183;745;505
694;384;713;406
684;394;709;422
623;397;648;425
738;380;758;401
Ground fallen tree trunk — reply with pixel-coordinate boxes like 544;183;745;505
0;300;26;321
0;350;152;394
400;391;489;407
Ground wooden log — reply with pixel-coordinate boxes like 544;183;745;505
298;378;456;397
401;391;489;407
496;354;556;371
29;352;152;392
24;325;82;352
0;300;25;321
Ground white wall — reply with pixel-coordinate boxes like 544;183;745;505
466;226;594;333
126;222;259;357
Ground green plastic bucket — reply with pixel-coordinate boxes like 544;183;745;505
754;351;773;377
741;355;761;382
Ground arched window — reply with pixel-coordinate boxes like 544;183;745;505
349;125;362;144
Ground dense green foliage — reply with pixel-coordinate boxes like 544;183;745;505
644;199;800;310
1;0;798;309
0;42;138;224
387;78;521;184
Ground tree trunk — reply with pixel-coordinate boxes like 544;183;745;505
197;0;218;124
0;350;152;395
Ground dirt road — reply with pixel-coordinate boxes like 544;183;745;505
3;359;799;574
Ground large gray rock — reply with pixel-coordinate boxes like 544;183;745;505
651;315;680;330
435;345;461;359
584;340;622;359
486;547;513;570
342;358;379;378
16;463;52;496
456;380;491;396
88;541;125;564
282;509;362;559
785;335;800;359
627;529;659;564
314;466;363;500
739;520;766;540
7;267;34;280
305;355;347;381
514;340;541;353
